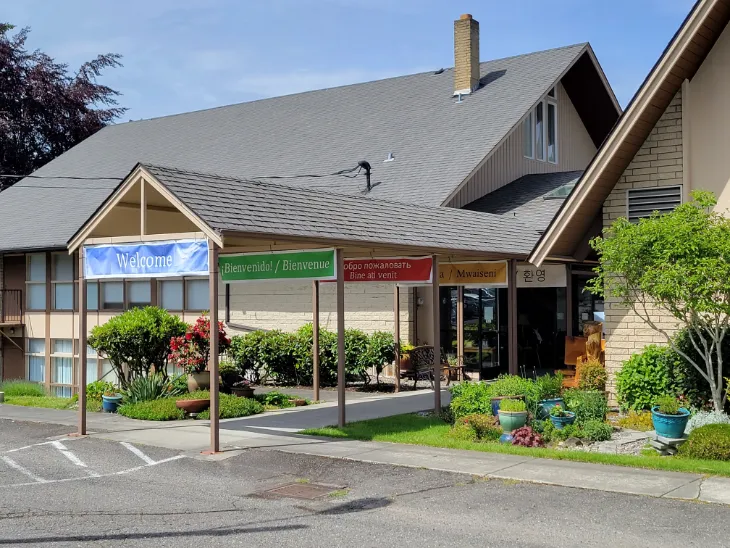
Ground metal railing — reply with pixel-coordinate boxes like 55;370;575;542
1;289;23;324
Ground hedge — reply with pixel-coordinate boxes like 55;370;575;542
228;324;395;386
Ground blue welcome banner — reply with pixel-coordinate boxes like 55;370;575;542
84;240;209;279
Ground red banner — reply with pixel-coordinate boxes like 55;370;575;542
342;257;433;284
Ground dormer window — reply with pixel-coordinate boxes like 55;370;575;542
524;87;558;164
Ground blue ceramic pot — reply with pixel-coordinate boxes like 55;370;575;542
538;398;565;420
101;394;123;413
651;406;690;439
550;412;576;430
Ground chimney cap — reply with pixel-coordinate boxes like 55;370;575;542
459;14;473;20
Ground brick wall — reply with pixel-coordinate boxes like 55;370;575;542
602;91;683;401
227;281;413;341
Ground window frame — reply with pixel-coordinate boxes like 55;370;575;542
51;252;75;311
157;277;209;313
126;279;153;309
522;112;534;159
50;338;74;397
99;280;125;311
26;338;46;383
25;253;47;311
526;88;558;164
535;101;545;161
546;98;558;164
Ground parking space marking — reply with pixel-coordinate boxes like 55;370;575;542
120;442;156;465
51;440;89;468
1;456;48;483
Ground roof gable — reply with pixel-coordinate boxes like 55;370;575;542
531;0;730;265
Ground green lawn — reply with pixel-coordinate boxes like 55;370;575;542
4;395;102;412
301;413;730;477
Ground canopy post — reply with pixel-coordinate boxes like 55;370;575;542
336;249;346;427
312;280;320;403
77;248;87;436
508;259;518;375
431;255;441;412
207;241;220;453
394;285;401;393
457;286;464;372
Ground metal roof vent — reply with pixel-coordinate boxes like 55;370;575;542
384;152;395;162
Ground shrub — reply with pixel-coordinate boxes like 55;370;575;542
256;391;294;408
171;374;189;394
499;399;526;412
550;403;570;417
581;420;613;442
678;424;730;461
577;358;607;392
616;345;676;411
449;382;493;419
363;331;395;384
563;389;608;424
535;373;563;401
617;410;654;431
117;398;184;421
538;420;584;443
686;410;730;434
88;306;188;389
655;395;681;415
197;393;264;419
487;375;540;411
447;422;477;442
86;381;115;401
511;426;544;447
456;413;501;441
123;373;185;404
169;315;231;375
0;379;46;397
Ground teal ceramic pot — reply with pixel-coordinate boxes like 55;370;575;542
498;410;528;433
651;407;690;439
550;411;576;430
101;394;123;413
538;398;565;420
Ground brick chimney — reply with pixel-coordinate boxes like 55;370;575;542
453;14;480;96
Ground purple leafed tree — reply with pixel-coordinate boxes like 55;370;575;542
0;23;126;190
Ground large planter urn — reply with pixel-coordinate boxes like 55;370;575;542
651;406;690;439
187;371;211;393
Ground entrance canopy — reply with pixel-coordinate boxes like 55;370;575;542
68;163;542;453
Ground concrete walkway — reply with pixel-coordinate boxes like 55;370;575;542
2;395;730;506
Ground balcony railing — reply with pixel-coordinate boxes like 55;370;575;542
1;289;23;325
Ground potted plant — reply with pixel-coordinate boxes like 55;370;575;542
651;395;690;438
497;398;528;433
169;315;231;393
399;342;415;372
101;390;123;413
549;403;576;430
536;373;564;419
175;397;210;416
231;380;255;398
218;357;240;394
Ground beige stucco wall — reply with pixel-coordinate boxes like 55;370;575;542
686;22;730;213
601;91;684;402
447;82;597;208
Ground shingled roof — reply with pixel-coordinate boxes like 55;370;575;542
0;43;614;253
115;165;542;256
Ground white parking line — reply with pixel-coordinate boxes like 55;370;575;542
1;456;47;483
120;442;156;465
51;440;88;468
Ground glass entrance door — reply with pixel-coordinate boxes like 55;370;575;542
463;288;505;380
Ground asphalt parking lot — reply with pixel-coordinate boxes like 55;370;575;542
2;418;730;548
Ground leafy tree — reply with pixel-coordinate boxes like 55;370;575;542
589;191;730;411
0;23;125;190
88;307;187;389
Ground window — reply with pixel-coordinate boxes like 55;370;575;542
52;253;74;310
547;102;557;163
101;359;119;385
101;281;124;310
522;112;534;159
627;186;683;222
186;279;209;311
160;280;184;311
51;339;73;397
26;254;46;310
535;102;544;161
86;345;98;384
127;280;151;309
87;282;99;311
27;338;45;382
548;87;556;98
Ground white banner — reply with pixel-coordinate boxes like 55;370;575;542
517;264;567;288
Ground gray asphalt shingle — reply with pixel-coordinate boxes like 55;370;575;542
145;165;542;256
0;44;588;252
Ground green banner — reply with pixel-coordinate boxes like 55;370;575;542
219;249;336;282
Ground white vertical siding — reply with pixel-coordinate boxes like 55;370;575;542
447;82;597;208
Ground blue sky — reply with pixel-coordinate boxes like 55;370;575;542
3;0;695;121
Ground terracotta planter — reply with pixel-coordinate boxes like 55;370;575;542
187;372;211;393
176;398;210;415
292;398;307;407
399;354;413;372
231;386;255;398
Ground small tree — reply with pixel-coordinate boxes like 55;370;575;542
589;191;730;411
88;307;187;389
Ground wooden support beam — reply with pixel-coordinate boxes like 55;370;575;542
431;255;441;412
140;180;147;236
336;249;346;427
77;248;87;436
457;286;464;368
207;241;220;453
394;285;400;393
312;280;320;403
508;259;518;375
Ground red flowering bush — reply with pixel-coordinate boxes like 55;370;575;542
169;315;231;375
511;426;545;448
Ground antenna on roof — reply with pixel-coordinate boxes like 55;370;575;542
358;160;372;192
